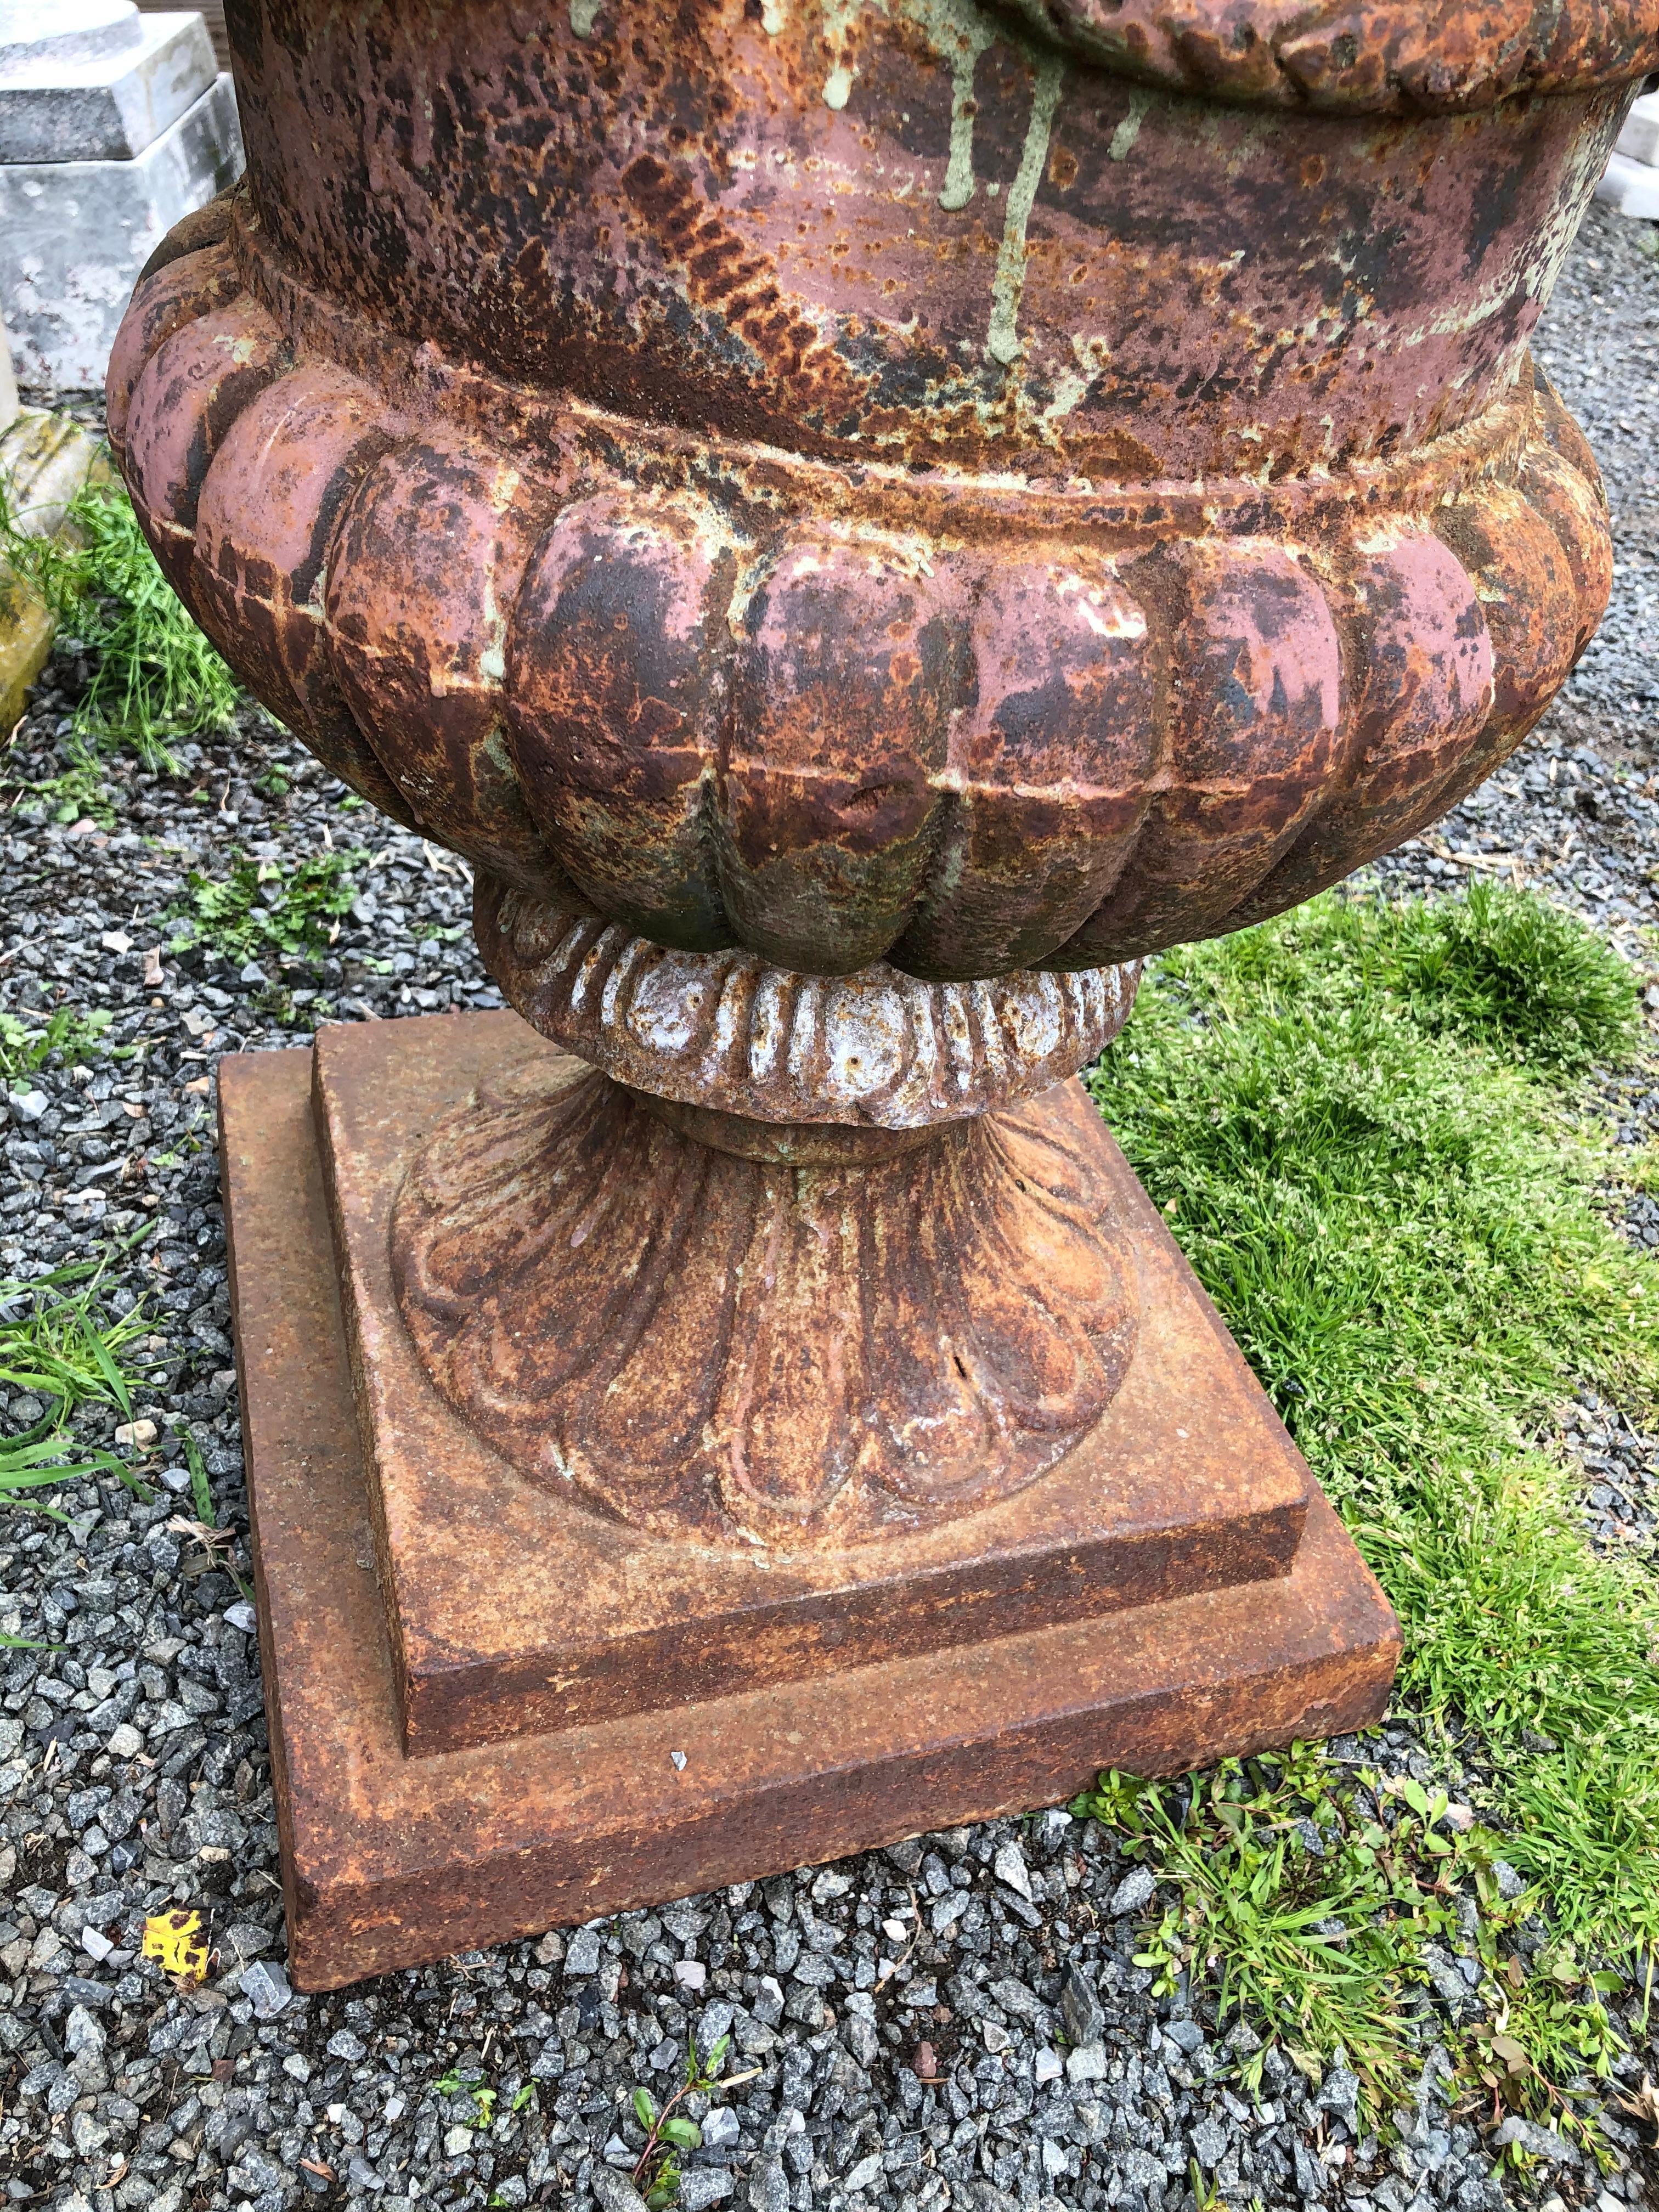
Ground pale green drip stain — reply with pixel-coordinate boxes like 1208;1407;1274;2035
899;0;997;210
821;0;863;107
570;0;601;33
820;0;997;208
1108;88;1150;161
815;0;1068;366
986;48;1063;367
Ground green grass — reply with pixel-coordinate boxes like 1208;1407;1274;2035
170;848;365;967
13;745;115;828
1078;883;1658;2142
1075;1751;1629;2146
0;1003;114;1086
1347;877;1642;1069
1;473;238;766
1;1251;154;1517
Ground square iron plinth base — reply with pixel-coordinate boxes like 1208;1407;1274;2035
221;1017;1399;1991
313;1014;1322;1757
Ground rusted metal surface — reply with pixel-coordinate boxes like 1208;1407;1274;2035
999;1;1659;112
224;1024;1397;1988
391;1042;1141;1549
475;878;1141;1127
107;0;1638;983
319;1012;1320;1749
123;0;1570;1985
206;0;1652;472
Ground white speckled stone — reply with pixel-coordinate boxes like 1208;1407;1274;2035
0;67;241;391
1615;90;1659;170
1594;147;1659;219
0;3;217;161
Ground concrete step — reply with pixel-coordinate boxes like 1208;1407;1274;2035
1595;148;1659;221
1616;90;1659;170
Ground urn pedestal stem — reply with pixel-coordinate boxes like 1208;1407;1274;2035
390;1048;1143;1553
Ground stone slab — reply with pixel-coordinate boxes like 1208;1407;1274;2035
0;10;216;162
0;314;18;432
1616;91;1659;170
220;1027;1400;1991
141;0;229;71
0;400;102;725
0;554;52;729
313;1011;1313;1757
1;400;105;533
1;0;136;67
1594;147;1659;220
0;70;240;391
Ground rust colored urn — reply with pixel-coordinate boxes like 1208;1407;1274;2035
108;0;1651;1983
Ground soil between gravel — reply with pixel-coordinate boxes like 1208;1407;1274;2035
1;204;1657;2212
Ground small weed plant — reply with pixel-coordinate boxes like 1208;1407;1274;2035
628;2032;738;2208
171;849;365;966
0;1003;112;1085
1082;884;1658;2141
1;1249;154;1520
13;744;115;828
1;474;238;764
165;1429;253;1603
434;2069;497;2128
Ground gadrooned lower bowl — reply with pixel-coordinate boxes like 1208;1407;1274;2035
109;194;1610;983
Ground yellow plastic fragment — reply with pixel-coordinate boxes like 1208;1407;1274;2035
142;1909;210;1984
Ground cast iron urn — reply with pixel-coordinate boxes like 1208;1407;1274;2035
105;0;1655;1982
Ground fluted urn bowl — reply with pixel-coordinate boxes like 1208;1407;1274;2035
105;0;1652;1548
107;0;1643;985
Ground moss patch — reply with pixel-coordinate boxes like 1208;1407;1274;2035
1079;887;1658;2140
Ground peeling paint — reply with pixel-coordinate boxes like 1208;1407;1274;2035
112;0;1625;1002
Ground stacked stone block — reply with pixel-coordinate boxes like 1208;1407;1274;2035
0;0;241;393
1596;90;1659;219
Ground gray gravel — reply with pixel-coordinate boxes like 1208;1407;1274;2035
1375;200;1659;934
1372;198;1659;1571
3;208;1658;2212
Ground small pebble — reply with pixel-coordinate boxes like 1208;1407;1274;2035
240;1959;292;2018
993;1837;1033;1900
1109;1864;1156;1915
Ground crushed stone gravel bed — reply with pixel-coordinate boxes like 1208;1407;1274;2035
2;210;1658;2212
